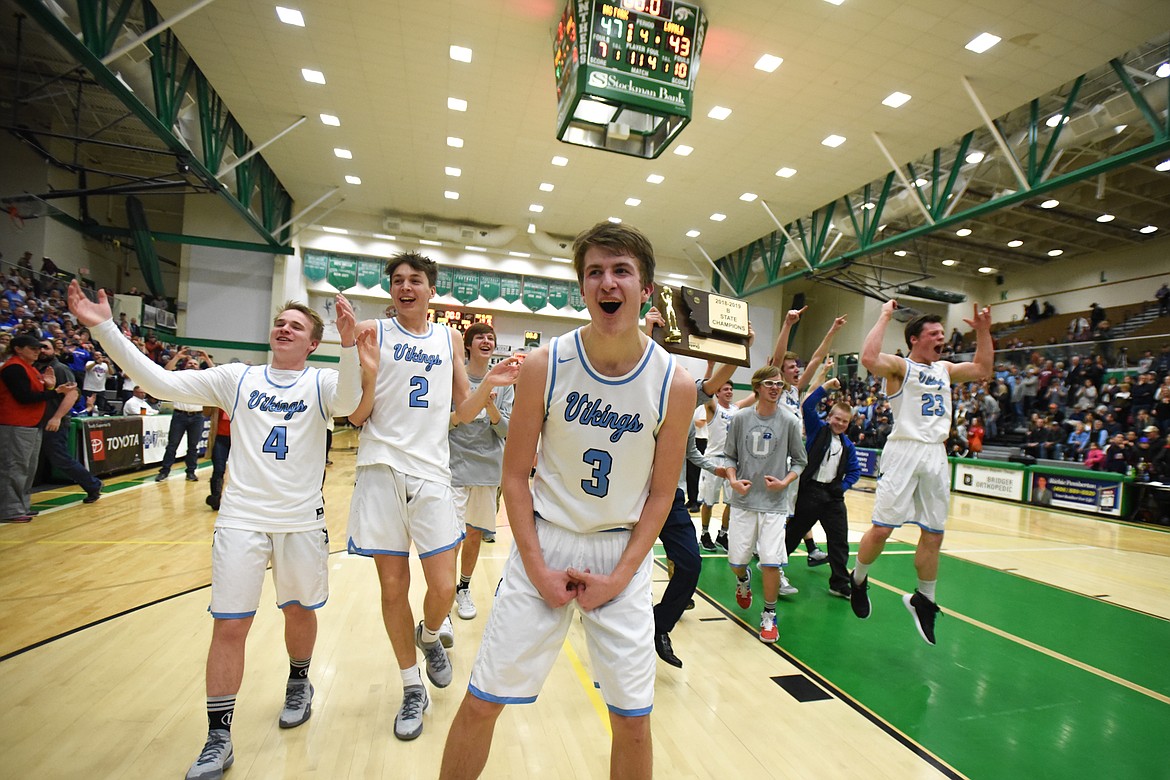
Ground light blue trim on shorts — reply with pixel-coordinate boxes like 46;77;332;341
607;703;652;717
465;522;493;533
276;598;327;610
419;531;466;559
468;683;537;705
346;537;409;557
757;562;782;569
208;608;257;619
872;519;945;534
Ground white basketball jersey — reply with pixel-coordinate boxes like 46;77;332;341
705;402;738;456
887;357;952;444
780;384;805;434
533;329;675;534
218;365;331;532
357;318;454;483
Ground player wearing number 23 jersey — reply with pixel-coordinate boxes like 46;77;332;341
885;357;951;444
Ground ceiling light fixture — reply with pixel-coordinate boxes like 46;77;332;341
333;148;352;159
319;113;340;126
882;91;912;108
646;174;665;184
550;256;572;264
527;223;536;234
673;145;693;157
775;167;797;178
344;175;361;185
1156;159;1170;172
450;45;472;63
445;167;461;177
625;197;641;206
1045;114;1069;128
321;226;346;234
686;230;701;238
707;106;732;120
739;192;758;202
301;68;325;84
444;191;459;200
608;217;622;224
1007;239;1023;247
529;204;544;213
551;155;569;166
447;137;464;148
447;97;467;112
978;266;995;274
539;182;554;191
667;273;690;280
374;234;395;241
941;259;957;266
710;213;726;222
822;134;846;148
1139;225;1158;234
754;54;783;73
465;245;487;252
1096;214;1115;223
956;228;972;237
1040;199;1059;208
419;239;442;247
509;251;531;257
965;32;1001;53
893;250;907;257
965;151;986;164
1047;249;1063;257
276;7;304;26
1156;62;1170;78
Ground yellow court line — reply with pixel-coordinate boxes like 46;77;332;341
563;638;612;736
870;579;1170;706
23;539;205;546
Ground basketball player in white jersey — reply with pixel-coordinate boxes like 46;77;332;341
346;252;521;742
852;301;992;644
438;223;695;780
67;280;363;780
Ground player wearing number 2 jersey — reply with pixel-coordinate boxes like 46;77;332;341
851;301;992;645
346;252;521;742
440;223;695;780
67;281;362;780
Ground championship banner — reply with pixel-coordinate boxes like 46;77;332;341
499;273;522;304
302;251;329;281
326;258;356;291
453;269;481;304
548;279;572;310
954;461;1026;501
1029;471;1122;516
356;259;382;288
436;266;454;297
82;416;144;475
523;278;549;311
478;271;502;302
568;284;586;311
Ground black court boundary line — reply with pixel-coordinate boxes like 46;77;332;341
654;558;966;780
0;549;350;663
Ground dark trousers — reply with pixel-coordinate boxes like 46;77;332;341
209;434;231;499
39;425;102;494
685;438;706;506
654;489;702;635
786;481;851;592
159;411;205;475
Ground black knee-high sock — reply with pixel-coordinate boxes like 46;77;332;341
289;656;311;681
207;695;235;732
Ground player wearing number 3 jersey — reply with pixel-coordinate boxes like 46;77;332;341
67;280;363;780
851;301;992;645
440;223;695;780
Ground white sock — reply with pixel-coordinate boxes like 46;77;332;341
917;579;937;602
853;561;871;584
421;624;440;645
400;665;422;689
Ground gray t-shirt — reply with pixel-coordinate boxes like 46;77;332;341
723;405;807;513
448;371;513;487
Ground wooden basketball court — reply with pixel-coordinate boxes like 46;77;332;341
2;432;1168;778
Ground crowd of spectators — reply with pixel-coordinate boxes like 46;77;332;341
1;256;191;418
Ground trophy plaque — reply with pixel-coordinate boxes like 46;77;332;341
651;285;750;367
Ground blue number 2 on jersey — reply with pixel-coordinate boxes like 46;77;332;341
263;425;289;459
409;376;429;408
920;393;946;417
581;448;613;497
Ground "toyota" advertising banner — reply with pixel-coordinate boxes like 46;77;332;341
82;417;145;475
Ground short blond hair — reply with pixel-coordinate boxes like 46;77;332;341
276;301;324;341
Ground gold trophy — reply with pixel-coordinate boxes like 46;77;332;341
659;285;683;343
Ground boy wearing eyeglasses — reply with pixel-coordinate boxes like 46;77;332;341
724;364;807;643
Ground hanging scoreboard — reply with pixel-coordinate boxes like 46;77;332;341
554;0;707;159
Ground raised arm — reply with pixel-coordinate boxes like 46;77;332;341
347;319;380;426
948;303;994;384
452;330;522;425
797;315;846;392
770;306;807;367
702;321;755;397
861;300;906;381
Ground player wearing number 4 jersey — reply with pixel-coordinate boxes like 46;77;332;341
346;251;521;742
851;301;992;645
440;223;695;780
67;280;363;780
